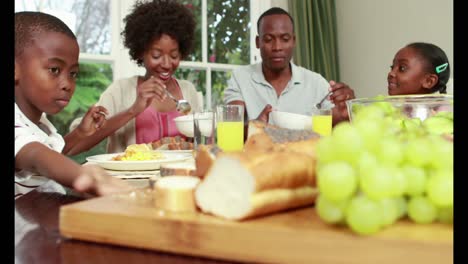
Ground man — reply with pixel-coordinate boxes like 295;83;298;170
223;7;354;125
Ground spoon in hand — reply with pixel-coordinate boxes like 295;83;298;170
315;91;333;110
165;89;192;115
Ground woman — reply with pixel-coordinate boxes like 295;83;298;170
70;0;201;154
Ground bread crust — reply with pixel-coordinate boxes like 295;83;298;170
247;151;316;191
244;120;320;157
244;186;318;220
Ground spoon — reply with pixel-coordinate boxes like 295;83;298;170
165;89;192;115
315;91;333;109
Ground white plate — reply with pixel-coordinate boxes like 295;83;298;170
86;152;192;171
158;149;194;154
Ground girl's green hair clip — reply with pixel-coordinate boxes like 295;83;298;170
435;62;448;74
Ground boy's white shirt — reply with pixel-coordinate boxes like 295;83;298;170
14;103;66;198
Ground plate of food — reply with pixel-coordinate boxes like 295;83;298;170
86;144;192;171
158;149;194;155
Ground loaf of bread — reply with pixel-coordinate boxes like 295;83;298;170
244;120;320;157
154;176;200;212
194;150;317;220
194;144;223;178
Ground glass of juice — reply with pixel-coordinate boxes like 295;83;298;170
312;107;332;136
216;105;244;151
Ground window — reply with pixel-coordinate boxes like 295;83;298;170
15;0;277;161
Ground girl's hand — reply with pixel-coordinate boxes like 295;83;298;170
76;105;109;137
131;76;167;114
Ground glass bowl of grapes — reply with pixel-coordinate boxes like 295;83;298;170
346;94;453;121
314;94;453;235
346;94;453;137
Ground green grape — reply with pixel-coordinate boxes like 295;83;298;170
353;104;386;123
316;136;337;165
316;195;349;224
423;116;453;135
329;122;364;166
437;205;453;224
372;101;397;116
372;94;387;100
390;167;407;197
402;165;427;197
404;138;432;167
351;104;364;116
356;151;379;177
353;120;384;153
427;136;453;170
394;196;407;219
426;170;453;207
433;110;453;121
360;166;395;200
317;162;357;202
375;137;404;166
345;195;382;235
378;197;400;227
402;117;423;133
407;196;437;224
381;117;403;136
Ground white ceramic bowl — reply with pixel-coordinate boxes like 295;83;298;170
174;115;194;137
174;112;214;138
270;111;312;130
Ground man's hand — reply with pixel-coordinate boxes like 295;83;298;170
256;104;273;123
328;80;355;121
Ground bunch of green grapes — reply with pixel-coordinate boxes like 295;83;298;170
315;101;453;235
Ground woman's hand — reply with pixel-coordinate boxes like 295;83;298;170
130;76;167;114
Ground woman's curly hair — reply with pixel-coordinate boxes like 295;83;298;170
122;0;196;66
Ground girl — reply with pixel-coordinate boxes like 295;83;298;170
388;42;450;95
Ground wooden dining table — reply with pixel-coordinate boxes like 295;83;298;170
14;180;239;264
15;177;453;264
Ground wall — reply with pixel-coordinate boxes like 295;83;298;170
335;0;453;98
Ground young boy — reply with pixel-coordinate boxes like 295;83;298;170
15;11;132;198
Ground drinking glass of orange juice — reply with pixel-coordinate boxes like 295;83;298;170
312;107;332;136
216;105;244;151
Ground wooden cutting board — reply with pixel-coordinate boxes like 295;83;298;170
59;189;453;264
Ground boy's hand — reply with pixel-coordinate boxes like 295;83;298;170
77;105;109;137
72;164;134;196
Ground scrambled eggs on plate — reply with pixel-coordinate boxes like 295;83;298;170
112;144;165;161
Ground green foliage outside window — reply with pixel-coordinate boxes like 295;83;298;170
48;63;113;164
176;0;249;106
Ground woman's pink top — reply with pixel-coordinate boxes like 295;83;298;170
135;79;184;143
